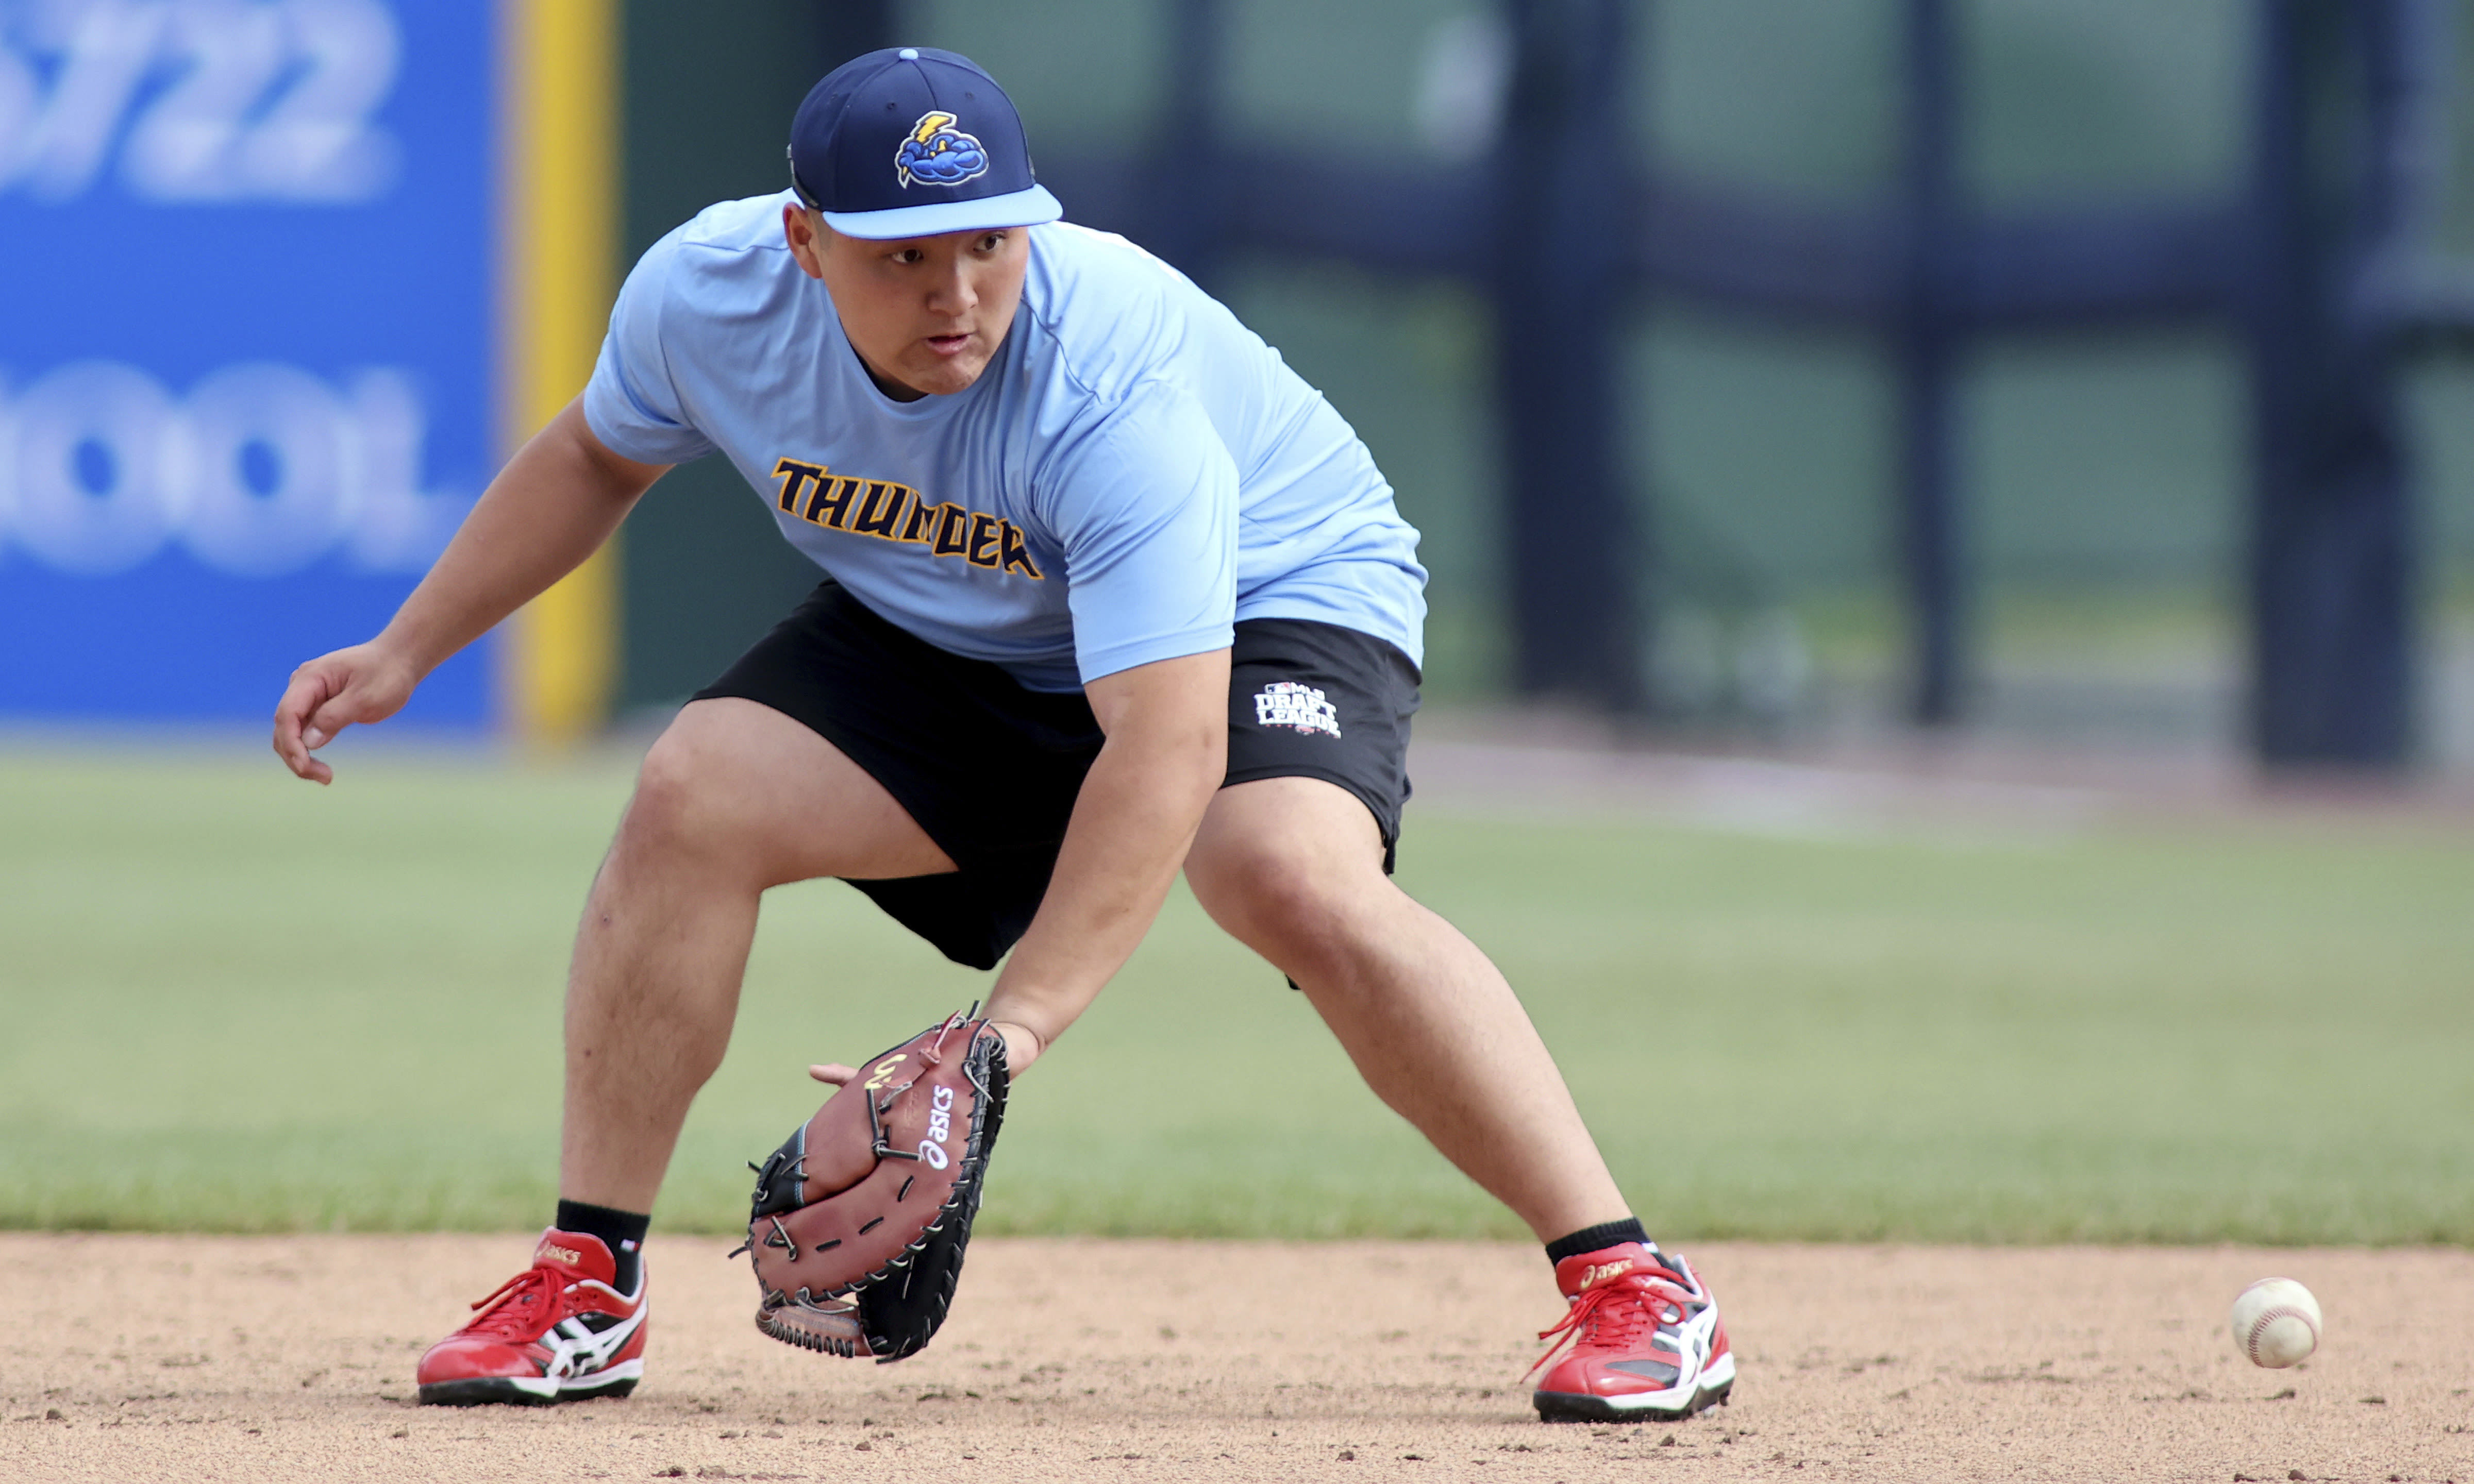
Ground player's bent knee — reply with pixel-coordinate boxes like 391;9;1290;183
1190;839;1382;968
1189;837;1304;922
616;728;766;868
610;763;704;865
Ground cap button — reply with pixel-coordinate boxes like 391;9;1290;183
898;48;918;60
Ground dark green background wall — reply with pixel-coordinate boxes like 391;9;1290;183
612;2;2474;749
614;4;848;713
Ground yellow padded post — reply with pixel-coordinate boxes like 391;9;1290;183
500;0;619;745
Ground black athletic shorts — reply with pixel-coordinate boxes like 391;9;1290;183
694;580;1420;970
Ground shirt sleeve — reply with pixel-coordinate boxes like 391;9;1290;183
1039;382;1240;685
581;234;717;466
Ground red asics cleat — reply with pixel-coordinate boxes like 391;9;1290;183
1530;1243;1734;1422
416;1229;647;1406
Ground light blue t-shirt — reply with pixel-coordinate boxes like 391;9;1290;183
583;193;1427;693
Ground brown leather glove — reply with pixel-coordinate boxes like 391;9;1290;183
740;1010;1009;1362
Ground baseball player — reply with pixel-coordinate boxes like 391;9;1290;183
271;47;1731;1423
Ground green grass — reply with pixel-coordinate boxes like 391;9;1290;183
2;743;2469;1244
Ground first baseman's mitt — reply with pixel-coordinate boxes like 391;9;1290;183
740;1009;1009;1362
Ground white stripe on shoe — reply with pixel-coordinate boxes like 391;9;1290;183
560;1358;644;1395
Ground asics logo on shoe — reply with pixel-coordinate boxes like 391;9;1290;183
538;1243;584;1266
921;1086;956;1170
544;1306;647;1379
1581;1259;1633;1288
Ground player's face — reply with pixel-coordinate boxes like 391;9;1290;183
789;208;1030;400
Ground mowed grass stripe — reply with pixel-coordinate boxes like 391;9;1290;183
2;747;2467;1243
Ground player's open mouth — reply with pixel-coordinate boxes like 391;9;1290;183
924;332;973;357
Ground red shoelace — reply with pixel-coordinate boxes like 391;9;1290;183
458;1263;567;1340
1527;1272;1690;1378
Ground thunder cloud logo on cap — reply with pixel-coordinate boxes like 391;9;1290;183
788;48;1060;237
896;111;990;188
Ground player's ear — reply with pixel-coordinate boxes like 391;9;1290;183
782;204;829;281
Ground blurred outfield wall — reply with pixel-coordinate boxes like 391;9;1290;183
0;0;500;725
0;0;616;737
6;1;2470;764
615;0;2474;763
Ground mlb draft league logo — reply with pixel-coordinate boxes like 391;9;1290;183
896;112;990;188
1254;682;1342;738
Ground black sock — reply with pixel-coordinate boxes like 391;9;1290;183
1545;1218;1652;1268
555;1200;650;1294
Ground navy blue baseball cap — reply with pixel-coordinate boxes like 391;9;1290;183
788;47;1062;240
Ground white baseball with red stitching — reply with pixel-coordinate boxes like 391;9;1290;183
2229;1277;2321;1369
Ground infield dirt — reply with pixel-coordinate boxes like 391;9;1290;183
3;1234;2467;1483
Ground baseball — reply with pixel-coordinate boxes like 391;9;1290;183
2229;1278;2321;1368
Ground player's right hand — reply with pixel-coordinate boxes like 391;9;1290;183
272;642;420;784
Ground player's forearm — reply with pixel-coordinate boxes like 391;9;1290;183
376;399;666;678
985;672;1227;1064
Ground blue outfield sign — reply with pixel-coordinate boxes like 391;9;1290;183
0;0;494;723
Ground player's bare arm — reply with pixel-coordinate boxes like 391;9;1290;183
272;400;670;783
986;646;1230;1065
805;646;1229;1086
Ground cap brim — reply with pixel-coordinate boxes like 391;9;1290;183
821;184;1063;240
